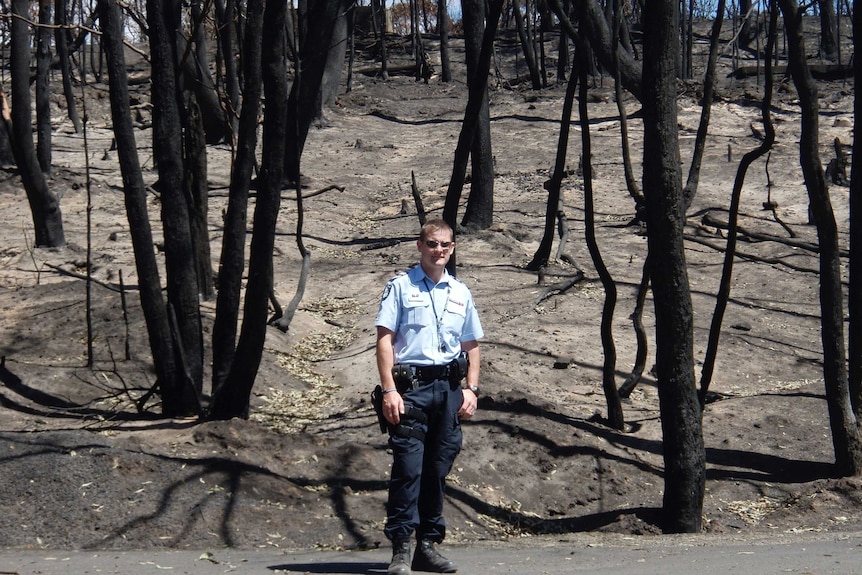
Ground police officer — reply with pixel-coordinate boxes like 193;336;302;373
375;219;483;575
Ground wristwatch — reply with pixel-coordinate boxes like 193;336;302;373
466;385;479;395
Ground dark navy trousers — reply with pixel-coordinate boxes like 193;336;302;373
384;377;463;543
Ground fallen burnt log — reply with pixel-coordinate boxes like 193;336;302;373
731;63;852;80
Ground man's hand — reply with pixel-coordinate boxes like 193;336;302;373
383;390;405;425
458;388;478;419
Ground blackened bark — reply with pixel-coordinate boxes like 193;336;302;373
738;0;755;49
779;0;862;476
699;1;776;406
214;0;240;135
442;0;504;269
818;0;838;61
209;0;288;420
460;0;494;231
178;31;230;145
578;38;623;431
438;0;451;82
371;0;389;79
319;0;353;119
36;0;52;176
211;0;264;401
850;0;862;416
11;0;64;247
283;1;343;184
513;0;542;90
183;91;213;300
98;0;180;407
55;0;81;133
148;0;203;415
682;0;725;208
641;0;704;533
549;0;642;100
527;67;577;272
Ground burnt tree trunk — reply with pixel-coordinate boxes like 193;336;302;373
148;0;204;415
99;0;181;409
36;0;52;176
460;0;495;231
818;0;839;61
319;0;353;121
11;0;65;247
55;0;81;133
527;64;578;272
283;1;344;185
438;0;452;82
682;0;725;209
442;0;504;274
641;0;705;534
214;0;240;136
779;0;862;475
577;32;623;430
699;1;777;405
183;91;213;300
850;0;862;416
513;0;542;89
209;0;288;420
210;0;264;401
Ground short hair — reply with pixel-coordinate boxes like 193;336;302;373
420;219;454;242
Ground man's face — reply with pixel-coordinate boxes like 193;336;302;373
417;229;455;272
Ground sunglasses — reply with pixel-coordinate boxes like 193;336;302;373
423;240;453;249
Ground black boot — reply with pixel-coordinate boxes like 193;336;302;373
388;539;412;575
412;539;457;573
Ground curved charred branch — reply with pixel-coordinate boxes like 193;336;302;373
411;170;427;226
531;270;585;309
701;212;846;257
682;0;725;210
271;130;313;333
618;255;650;399
778;0;862;476
577;31;623;431
270;245;311;333
177;32;230;145
527;64;578;272
698;1;776;407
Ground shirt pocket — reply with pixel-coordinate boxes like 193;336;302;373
402;293;431;328
441;300;467;337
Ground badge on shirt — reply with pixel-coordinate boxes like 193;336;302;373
407;292;426;305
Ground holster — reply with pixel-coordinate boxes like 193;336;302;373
371;385;388;433
370;384;428;441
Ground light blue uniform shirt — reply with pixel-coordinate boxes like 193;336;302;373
376;265;484;366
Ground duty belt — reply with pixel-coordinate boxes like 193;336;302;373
413;364;453;381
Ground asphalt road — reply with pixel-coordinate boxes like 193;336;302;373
2;532;860;574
